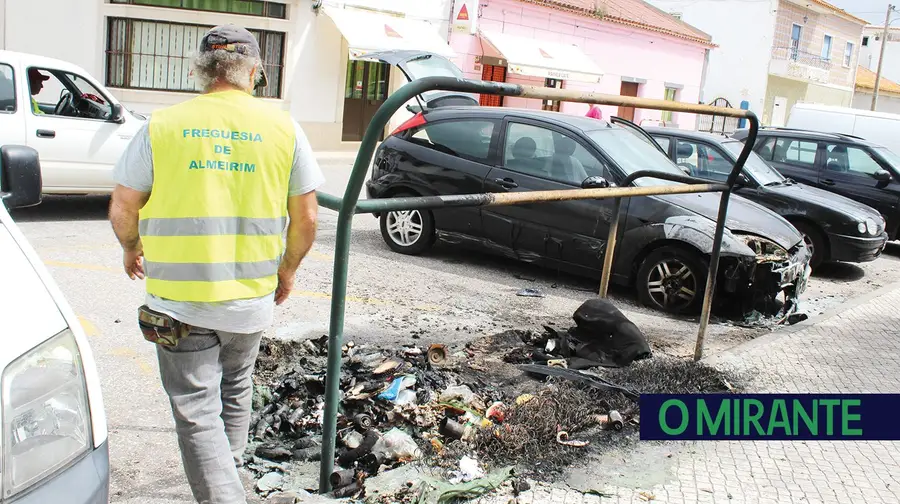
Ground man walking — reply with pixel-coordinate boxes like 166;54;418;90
109;24;324;503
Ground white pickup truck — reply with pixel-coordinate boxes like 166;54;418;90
0;50;146;194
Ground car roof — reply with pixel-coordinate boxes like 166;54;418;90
0;50;92;76
642;126;741;144
733;127;885;147
421;106;611;133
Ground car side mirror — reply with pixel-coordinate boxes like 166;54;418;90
873;169;892;183
582;176;610;189
110;103;125;124
0;145;42;209
736;173;751;186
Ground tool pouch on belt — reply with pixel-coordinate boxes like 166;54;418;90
138;305;190;347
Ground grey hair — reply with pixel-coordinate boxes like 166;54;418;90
191;48;261;92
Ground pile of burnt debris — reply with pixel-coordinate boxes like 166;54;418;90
246;299;739;502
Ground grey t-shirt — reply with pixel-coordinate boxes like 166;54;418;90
113;120;325;334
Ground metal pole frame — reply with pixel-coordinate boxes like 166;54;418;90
315;77;759;491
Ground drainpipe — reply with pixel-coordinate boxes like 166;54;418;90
696;47;710;129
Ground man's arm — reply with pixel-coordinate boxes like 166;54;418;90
110;184;150;279
275;191;318;304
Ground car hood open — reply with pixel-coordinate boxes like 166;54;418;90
658;192;803;250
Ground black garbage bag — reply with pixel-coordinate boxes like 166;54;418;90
567;298;651;367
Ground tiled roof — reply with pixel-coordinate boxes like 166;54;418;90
855;65;900;96
808;0;869;26
517;0;715;46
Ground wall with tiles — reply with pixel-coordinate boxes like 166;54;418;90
449;0;709;128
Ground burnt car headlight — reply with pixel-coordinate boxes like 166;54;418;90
1;330;92;498
858;222;868;234
738;234;789;260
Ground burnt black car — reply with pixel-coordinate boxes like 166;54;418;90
366;106;812;316
732;128;899;242
641;126;887;268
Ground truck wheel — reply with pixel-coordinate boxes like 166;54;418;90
791;221;826;269
636;246;708;315
379;193;435;255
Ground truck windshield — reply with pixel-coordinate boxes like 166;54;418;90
587;127;686;186
722;141;785;186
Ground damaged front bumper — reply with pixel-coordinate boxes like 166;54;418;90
720;241;812;316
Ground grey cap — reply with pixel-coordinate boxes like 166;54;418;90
199;24;268;89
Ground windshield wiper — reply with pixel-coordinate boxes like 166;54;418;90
764;181;784;187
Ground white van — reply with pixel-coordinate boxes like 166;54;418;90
0;145;109;502
0;50;146;194
786;103;900;154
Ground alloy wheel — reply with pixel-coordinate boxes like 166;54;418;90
646;258;697;311
385;210;424;247
801;233;815;260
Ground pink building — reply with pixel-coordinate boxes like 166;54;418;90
449;0;715;129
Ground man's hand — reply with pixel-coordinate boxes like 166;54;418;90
124;244;145;280
275;268;295;305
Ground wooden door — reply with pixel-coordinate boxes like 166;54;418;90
342;60;390;141
618;81;639;122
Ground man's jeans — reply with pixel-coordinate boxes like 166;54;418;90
156;328;264;504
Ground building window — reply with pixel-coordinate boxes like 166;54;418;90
109;0;287;19
790;24;802;60
661;87;678;123
863;36;870;46
670;12;682;20
844;41;854;67
106;18;285;98
822;34;833;61
542;78;562;112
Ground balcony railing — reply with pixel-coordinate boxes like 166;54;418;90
771;46;833;71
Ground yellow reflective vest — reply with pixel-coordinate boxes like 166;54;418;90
140;89;295;303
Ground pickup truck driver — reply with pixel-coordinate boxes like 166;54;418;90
28;68;48;114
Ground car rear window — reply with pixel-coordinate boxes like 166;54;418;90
409;120;494;163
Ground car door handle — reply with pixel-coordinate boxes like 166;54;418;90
493;177;518;189
36;129;56;138
821;179;835;186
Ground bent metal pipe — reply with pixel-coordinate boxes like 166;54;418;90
315;75;759;492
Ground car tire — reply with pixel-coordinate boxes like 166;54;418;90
790;221;826;269
636;245;709;315
379;193;436;255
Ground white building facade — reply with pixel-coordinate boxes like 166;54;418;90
648;0;866;127
0;0;456;151
859;25;900;84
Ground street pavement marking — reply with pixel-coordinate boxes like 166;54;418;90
110;347;155;376
78;316;99;337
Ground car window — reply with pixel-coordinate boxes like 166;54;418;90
409;120;494;163
586;126;687;186
66;72;112;119
654;136;670;154
0;64;15;113
755;137;777;161
722;141;785;186
28;68;112;120
503;122;604;185
675;140;699;174
28;68;66;115
873;147;900;173
773;138;818;168
824;144;884;176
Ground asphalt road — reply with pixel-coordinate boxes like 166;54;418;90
9;156;900;502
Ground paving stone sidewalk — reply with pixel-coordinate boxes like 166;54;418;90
483;284;900;504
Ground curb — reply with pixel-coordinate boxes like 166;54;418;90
703;280;900;365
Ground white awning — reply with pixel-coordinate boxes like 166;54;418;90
479;30;603;83
323;7;456;60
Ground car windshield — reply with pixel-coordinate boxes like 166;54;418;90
586;126;686;186
722;141;785;186
873;146;900;172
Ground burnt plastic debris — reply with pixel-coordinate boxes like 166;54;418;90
353;413;373;430
330;469;356;488
570;299;651;367
516;288;545;298
605;410;624;431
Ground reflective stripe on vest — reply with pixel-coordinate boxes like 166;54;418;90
140;90;295;303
